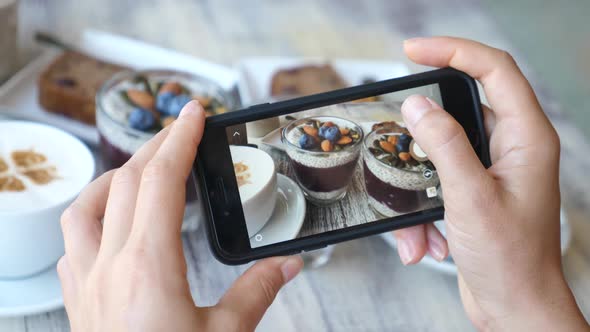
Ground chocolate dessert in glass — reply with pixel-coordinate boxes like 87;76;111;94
282;116;363;205
96;69;236;230
362;122;441;217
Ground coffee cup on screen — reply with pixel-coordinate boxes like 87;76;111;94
229;145;277;236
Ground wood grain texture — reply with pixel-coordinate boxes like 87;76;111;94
1;0;589;331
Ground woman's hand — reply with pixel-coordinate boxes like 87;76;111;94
58;101;303;332
394;37;589;331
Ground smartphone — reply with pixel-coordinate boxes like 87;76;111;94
195;68;490;264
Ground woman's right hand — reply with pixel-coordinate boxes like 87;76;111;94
394;37;589;331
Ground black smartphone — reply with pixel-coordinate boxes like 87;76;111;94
195;68;490;264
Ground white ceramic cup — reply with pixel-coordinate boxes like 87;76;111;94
229;145;277;236
0;121;95;279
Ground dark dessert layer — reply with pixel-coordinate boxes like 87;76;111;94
290;157;358;192
363;160;428;213
99;134;197;202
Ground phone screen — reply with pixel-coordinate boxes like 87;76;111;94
224;84;445;248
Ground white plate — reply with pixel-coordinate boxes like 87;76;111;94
0;264;63;317
379;208;572;275
236;57;410;106
0;29;239;146
250;174;306;248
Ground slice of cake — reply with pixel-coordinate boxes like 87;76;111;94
38;51;127;125
270;64;348;97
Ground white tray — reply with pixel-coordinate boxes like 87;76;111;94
0;29;239;146
235;56;411;106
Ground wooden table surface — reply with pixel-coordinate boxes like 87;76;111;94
2;0;590;331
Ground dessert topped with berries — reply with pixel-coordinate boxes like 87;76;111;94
294;119;361;153
367;132;434;172
362;121;440;216
282;116;363;205
101;72;228;133
97;70;235;165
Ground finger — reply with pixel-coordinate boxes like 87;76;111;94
217;256;303;331
393;225;427;265
129;101;205;252
404;36;544;122
60;170;114;275
100;126;171;258
57;256;77;311
425;223;448;262
401;95;491;195
482;104;496;140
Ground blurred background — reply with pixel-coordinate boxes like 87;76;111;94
9;0;590;138
1;1;589;331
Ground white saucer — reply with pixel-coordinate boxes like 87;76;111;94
380;208;572;275
0;263;63;317
250;174;306;248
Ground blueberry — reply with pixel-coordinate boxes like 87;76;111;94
128;108;156;131
396;133;411;152
398;133;411;144
319;126;329;138
165;94;193;116
156;91;176;114
321;126;341;142
299;134;318;150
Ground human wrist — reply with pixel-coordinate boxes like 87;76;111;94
488;272;588;332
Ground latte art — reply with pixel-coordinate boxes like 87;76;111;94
0;121;94;213
0;149;60;192
234;161;252;187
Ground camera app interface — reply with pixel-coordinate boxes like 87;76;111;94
226;84;443;248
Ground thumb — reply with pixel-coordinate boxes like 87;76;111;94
400;95;489;195
216;256;303;330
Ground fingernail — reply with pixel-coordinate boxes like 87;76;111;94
281;256;303;283
403;37;426;45
429;240;446;262
397;239;414;265
401;95;433;128
179;100;199;118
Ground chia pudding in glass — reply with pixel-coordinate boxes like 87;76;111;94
96;69;236;231
282;116;363;205
362;122;440;217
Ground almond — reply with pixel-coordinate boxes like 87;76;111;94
321;140;333;152
339;127;350;135
399;152;412;161
127;89;155;110
337;136;352;145
161;116;176;127
159;81;182;95
387;135;398;145
379;140;396;153
323;121;335;127
194;95;212;108
303;125;319;137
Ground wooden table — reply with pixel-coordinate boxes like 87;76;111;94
2;0;590;331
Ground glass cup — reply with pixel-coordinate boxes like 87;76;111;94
362;127;440;217
96;69;237;231
281;116;363;205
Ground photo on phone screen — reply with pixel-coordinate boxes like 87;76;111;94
223;84;445;248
